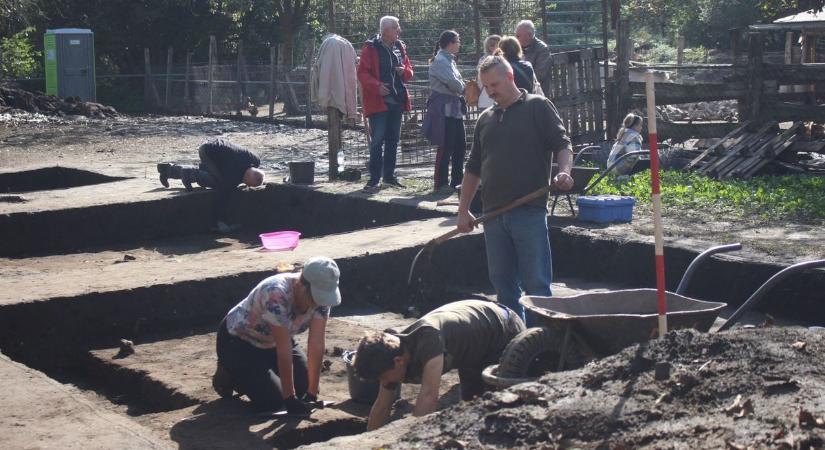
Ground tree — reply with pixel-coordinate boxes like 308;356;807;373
1;27;41;78
274;0;311;65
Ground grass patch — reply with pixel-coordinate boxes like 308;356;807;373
588;170;825;223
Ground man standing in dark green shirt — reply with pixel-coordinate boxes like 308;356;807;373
457;54;574;323
354;300;525;430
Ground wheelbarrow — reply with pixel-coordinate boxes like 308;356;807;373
482;243;825;388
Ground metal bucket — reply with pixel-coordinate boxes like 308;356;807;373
342;350;400;404
287;161;314;184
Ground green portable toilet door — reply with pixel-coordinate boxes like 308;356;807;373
44;34;58;96
60;34;95;101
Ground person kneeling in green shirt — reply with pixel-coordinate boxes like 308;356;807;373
353;299;525;430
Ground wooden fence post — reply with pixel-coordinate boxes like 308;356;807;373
144;48;152;110
784;31;794;65
236;42;244;114
269;46;277;119
305;41;316;127
730;28;741;65
208;35;216;115
602;0;613;140
144;48;161;111
164;46;173;110
184;52;192;114
676;35;685;65
328;107;341;181
328;0;336;34
616;19;631;125
746;31;764;121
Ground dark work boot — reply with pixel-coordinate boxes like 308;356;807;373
157;163;171;188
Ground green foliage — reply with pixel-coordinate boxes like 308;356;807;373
1;27;41;78
624;0;818;50
589;170;825;223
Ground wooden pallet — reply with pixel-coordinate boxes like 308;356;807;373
687;121;804;179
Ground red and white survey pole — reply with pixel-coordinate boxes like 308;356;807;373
645;71;668;337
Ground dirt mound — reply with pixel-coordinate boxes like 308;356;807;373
352;328;825;449
0;86;116;118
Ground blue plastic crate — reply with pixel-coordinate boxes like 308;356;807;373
576;195;636;223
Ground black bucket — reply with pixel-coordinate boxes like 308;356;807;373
287;161;315;184
343;350;401;404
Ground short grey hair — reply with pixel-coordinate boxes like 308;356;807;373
478;55;513;78
379;16;400;32
483;34;502;55
515;20;536;36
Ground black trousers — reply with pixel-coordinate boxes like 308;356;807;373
434;117;466;189
216;319;309;411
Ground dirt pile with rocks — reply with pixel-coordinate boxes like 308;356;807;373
313;327;825;449
0;86;116;118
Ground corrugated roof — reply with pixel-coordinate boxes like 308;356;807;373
775;8;825;23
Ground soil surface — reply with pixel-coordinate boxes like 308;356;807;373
2;112;821;265
309;327;825;449
3;112;824;450
0;352;170;450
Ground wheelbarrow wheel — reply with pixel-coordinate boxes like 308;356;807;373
498;326;577;378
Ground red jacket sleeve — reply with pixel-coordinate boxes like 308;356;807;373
399;42;414;82
357;45;382;92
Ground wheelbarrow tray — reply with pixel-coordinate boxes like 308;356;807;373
521;289;727;355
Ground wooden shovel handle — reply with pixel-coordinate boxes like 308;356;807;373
431;185;552;246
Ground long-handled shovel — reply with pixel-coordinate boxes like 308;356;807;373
407;184;554;285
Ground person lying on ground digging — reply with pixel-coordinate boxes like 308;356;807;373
157;137;264;192
354;299;525;430
212;257;341;416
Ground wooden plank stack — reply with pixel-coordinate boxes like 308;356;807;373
685;121;804;179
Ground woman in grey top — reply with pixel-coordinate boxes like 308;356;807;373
422;30;467;193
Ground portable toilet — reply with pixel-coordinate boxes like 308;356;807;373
44;28;96;101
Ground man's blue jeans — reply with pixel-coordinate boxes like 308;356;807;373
367;103;402;183
482;205;553;325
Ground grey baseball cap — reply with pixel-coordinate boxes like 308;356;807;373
302;256;341;307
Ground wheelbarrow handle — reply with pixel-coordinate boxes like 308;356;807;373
717;259;825;332
582;150;649;195
675;243;743;295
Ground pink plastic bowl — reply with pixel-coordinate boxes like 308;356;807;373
259;231;301;251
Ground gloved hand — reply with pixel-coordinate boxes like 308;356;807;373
301;392;324;409
284;394;312;416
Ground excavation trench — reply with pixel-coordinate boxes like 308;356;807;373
0;179;446;257
2;180;825;448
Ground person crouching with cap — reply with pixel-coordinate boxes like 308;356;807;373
212;256;341;415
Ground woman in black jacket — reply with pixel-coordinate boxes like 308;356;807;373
497;36;544;96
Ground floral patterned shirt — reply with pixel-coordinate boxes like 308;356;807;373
225;272;330;349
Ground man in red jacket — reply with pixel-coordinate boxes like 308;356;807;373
357;16;414;192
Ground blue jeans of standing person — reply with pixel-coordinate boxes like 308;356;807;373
482;205;553;326
367;103;403;184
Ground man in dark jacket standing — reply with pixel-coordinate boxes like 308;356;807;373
357;15;414;191
515;20;552;95
157;138;264;192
